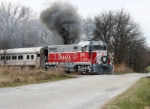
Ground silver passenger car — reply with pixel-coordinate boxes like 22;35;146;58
0;47;43;67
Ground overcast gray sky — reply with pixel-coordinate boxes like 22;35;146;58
1;0;150;46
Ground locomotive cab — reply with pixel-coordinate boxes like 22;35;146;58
77;41;113;74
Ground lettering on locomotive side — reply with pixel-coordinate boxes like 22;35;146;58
58;54;71;61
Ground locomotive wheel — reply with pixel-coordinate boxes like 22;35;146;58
82;69;86;74
49;66;57;70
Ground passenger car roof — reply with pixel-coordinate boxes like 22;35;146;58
0;47;43;54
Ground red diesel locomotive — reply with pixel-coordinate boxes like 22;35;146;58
42;40;114;74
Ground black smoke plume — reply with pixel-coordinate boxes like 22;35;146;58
40;2;82;44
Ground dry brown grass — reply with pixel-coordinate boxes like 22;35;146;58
114;63;133;74
0;66;73;87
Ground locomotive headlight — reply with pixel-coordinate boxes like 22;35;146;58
102;57;106;62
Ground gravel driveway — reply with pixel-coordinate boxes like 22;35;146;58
0;73;149;109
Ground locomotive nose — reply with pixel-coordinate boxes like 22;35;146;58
96;51;107;64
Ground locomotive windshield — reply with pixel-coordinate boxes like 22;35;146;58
93;45;107;50
93;45;102;50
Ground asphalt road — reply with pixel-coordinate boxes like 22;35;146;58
0;73;149;109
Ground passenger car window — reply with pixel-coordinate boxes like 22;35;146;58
18;55;23;60
6;56;11;60
12;56;17;60
27;55;30;59
31;55;34;59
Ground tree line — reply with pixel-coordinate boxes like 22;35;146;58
84;10;150;72
0;2;51;49
0;2;150;72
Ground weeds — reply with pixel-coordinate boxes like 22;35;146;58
114;63;133;74
0;66;73;87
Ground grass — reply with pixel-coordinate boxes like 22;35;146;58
0;66;74;88
102;77;150;109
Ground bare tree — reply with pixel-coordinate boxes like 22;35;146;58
35;20;52;46
0;2;52;49
0;2;32;47
0;37;10;65
82;17;95;40
0;2;38;65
